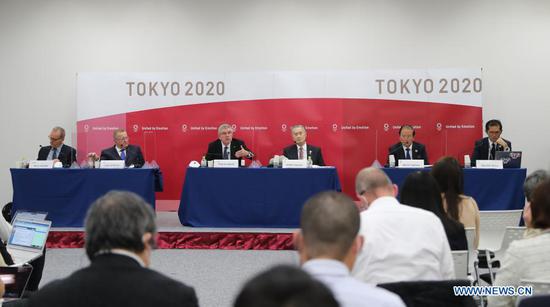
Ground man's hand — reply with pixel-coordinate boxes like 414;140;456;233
496;137;509;149
235;145;249;158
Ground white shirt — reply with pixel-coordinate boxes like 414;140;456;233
304;259;405;307
401;145;412;159
352;196;455;284
296;143;308;160
220;142;231;159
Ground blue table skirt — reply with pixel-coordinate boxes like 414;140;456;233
179;167;341;228
11;168;157;227
384;168;527;210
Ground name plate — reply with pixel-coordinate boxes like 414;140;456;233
476;160;503;169
282;159;308;168
213;159;239;168
29;160;54;169
398;159;425;168
100;160;125;169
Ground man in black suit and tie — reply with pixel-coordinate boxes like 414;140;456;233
387;125;429;166
26;191;198;307
37;126;77;168
205;123;254;161
283;125;325;166
471;119;512;164
100;129;145;168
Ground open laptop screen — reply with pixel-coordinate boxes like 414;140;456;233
8;220;50;251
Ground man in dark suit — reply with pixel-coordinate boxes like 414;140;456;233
37;126;77;168
100;129;145;168
205;123;254;161
471;119;512;164
26;191;198;307
282;125;325;166
387;125;428;165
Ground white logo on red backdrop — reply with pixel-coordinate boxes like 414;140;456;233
436;123;442;131
332;124;338;132
182;124;187;133
281;124;287;132
132;124;139;133
383;123;389;132
84;124;89;133
231;124;237;131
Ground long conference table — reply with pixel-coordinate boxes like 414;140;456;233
179;167;526;228
179;167;342;228
10;168;161;227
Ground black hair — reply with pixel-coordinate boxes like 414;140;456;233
485;119;503;132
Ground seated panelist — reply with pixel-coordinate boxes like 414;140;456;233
471;119;511;164
205;124;254;161
37;126;77;168
387;125;428;165
282;125;325;166
99;129;145;168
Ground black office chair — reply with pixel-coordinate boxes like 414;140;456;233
518;295;550;307
377;279;476;307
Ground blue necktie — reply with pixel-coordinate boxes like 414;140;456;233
51;148;58;160
223;146;229;159
405;148;411;159
120;149;126;160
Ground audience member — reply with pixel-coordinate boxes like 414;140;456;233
522;170;548;236
431;156;480;248
295;191;405;307
100;129;145;168
400;171;468;251
352;167;454;284
234;264;338;307
37;126;77;168
26;191;198;307
489;180;550;307
206;123;254;161
387;125;428;166
282;125;325;166
471;119;511;164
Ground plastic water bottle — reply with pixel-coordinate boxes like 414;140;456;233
201;156;207;167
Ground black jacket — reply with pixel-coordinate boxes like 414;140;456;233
37;144;77;168
388;142;429;165
282;144;325;166
100;145;145;168
471;137;512;164
205;138;254;160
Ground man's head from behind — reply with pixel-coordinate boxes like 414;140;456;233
85;191;157;266
218;123;234;146
295;191;362;268
234;265;338;307
355;167;397;209
291;125;307;146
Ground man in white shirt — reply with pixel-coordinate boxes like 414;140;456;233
295;191;405;307
352;167;455;284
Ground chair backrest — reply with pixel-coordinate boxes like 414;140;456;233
478;210;523;250
464;227;476;274
517;295;550;307
499;226;526;252
378;279;476;307
452;250;469;280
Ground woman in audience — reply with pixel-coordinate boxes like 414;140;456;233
431;156;480;248
489;180;550;307
400;171;467;250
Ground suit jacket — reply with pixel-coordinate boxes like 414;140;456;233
282;144;325;166
26;253;198;307
100;145;145;168
205;138;253;160
388;142;429;165
37;144;77;168
471;137;512;163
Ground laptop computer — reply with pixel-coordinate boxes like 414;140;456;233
0;265;33;300
495;151;522;168
11;210;48;223
7;219;51;265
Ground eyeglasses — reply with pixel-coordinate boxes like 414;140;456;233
49;136;62;141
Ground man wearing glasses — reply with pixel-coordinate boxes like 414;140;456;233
100;129;145;168
37;126;77;168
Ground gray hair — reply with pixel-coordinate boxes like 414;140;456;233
300;191;359;260
85;191;156;259
291;125;306;133
524;170;549;202
218;123;233;135
52;126;66;139
113;128;127;140
355;167;393;195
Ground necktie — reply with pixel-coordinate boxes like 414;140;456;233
120;148;126;160
52;148;58;160
299;146;304;159
405;148;411;159
490;143;496;160
223;146;229;159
